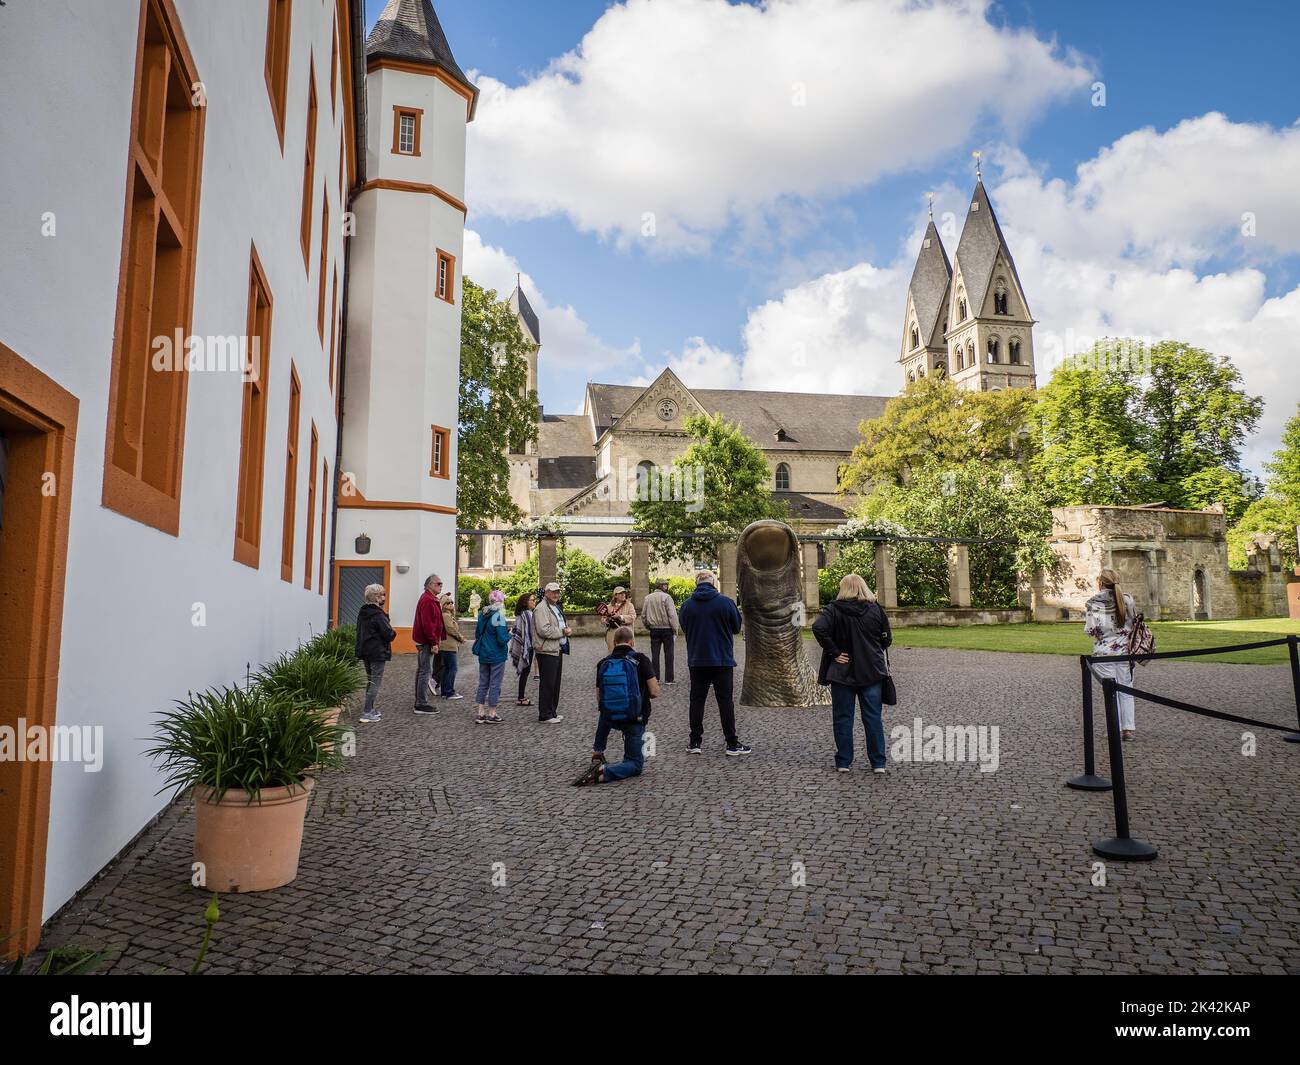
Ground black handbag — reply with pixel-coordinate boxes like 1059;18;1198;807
880;648;898;706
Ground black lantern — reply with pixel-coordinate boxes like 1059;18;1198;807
354;533;371;555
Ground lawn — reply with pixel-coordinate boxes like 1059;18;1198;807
878;617;1300;665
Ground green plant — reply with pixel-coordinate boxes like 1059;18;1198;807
257;648;364;709
148;685;343;803
6;944;110;975
458;574;495;613
308;624;356;663
657;576;695;606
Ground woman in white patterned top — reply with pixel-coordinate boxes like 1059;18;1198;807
1084;568;1139;741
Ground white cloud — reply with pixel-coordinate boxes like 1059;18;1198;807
461;230;641;388
660;114;1300;470
467;0;1092;251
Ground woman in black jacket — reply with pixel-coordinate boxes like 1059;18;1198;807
811;573;893;774
355;583;397;723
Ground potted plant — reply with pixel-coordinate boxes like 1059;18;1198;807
307;624;357;664
148;685;342;892
257;647;365;742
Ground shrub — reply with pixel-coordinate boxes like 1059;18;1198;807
308;625;356;663
148;685;343;802
658;576;695;606
457;575;494;613
257;649;364;709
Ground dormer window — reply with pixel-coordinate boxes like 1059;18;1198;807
774;428;789;442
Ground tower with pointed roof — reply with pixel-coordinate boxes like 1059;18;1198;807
336;0;476;648
509;276;541;406
901;176;1036;392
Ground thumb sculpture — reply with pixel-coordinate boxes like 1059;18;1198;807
735;519;830;707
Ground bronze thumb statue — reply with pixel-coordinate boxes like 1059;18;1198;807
735;519;830;707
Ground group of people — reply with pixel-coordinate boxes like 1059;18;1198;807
352;564;1141;774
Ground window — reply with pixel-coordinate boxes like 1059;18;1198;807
318;459;328;594
987;338;1000;363
1010;338;1022;365
317;185;329;340
328;265;338;392
954;347;963;370
775;463;791;491
103;0;205;535
958;297;967;321
908;371;916;384
430;424;451;478
966;340;975;367
304;423;317;589
299;57;317;267
281;365;301;582
234;247;273;567
994;281;1009;316
264;0;292;148
436;249;456;304
636;460;655;499
910;326;919;350
328;10;338;118
393;106;422;156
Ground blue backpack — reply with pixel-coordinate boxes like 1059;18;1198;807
599;656;642;724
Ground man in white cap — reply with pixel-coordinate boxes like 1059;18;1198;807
531;582;571;723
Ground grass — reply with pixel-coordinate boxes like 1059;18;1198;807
855;617;1298;665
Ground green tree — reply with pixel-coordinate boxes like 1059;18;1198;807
857;463;1058;608
629;412;787;565
456;278;540;532
1264;401;1300;504
1228;402;1300;571
840;375;1036;491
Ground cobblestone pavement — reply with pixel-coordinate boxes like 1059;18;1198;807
33;639;1300;974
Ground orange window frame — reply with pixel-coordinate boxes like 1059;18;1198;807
102;0;206;537
304;422;318;590
281;364;301;582
299;55;317;267
435;249;455;304
234;244;274;567
430;424;451;479
264;0;292;149
392;106;422;156
317;185;329;341
318;458;328;595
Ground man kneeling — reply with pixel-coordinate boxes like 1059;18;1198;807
573;626;659;786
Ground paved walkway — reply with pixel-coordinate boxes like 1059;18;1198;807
32;639;1300;973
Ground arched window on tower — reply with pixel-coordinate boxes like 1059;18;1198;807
1009;338;1022;365
958;297;968;321
987;338;1000;363
994;279;1008;316
775;463;791;492
935;360;946;378
966;340;975;367
908;370;916;384
910;325;919;350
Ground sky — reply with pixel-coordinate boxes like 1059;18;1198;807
365;0;1300;473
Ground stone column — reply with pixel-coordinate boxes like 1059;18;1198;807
947;544;971;608
873;543;898;608
719;540;738;599
630;539;650;609
801;541;820;620
823;540;841;566
538;536;558;590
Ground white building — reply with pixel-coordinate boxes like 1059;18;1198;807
0;0;468;956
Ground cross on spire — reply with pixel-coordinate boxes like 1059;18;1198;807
972;150;982;181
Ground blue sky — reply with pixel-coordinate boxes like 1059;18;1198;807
365;0;1300;470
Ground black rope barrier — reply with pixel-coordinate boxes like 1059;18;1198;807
1072;633;1300;863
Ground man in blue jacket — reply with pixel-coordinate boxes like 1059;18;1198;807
678;571;751;756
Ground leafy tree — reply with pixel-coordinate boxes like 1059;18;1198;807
456;278;540;532
629;412;787;565
1228;401;1300;571
502;546;622;611
856;463;1057;608
839;375;1036;491
1264;401;1300;504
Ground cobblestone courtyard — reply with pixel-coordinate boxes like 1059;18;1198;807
33;638;1300;974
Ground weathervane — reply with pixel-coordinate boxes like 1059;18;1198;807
972;150;982;180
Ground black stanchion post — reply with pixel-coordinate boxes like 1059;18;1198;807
1067;655;1112;791
1092;678;1157;862
1285;635;1300;744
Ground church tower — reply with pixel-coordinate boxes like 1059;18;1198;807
335;0;476;648
900;211;952;386
944;171;1037;391
509;277;541;415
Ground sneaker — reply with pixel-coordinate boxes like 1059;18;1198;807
872;767;887;775
725;744;752;757
543;715;564;724
428;680;439;697
413;705;439;716
444;693;464;701
359;711;381;723
686;745;703;754
836;766;851;773
485;714;503;724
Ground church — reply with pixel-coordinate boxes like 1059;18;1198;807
463;176;1038;575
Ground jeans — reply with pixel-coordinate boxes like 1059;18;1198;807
537;652;563;720
649;628;675;682
1090;660;1136;731
415;644;436;709
688;665;738;748
475;660;506;708
438;649;458;697
593;719;645;782
830;682;885;769
362;659;386;713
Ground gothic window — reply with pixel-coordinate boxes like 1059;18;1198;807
958;297;967;321
775;463;791;491
636;460;655;499
934;360;946;377
1010;338;1022;365
954;347;963;370
910;325;919;350
994;279;1008;315
966;340;975;367
987;338;1000;363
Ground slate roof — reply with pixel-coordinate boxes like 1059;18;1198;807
776;492;847;520
952;180;1030;320
510;282;540;345
534;415;595;489
537;455;597;490
586;383;888;452
906;221;952;350
366;0;478;114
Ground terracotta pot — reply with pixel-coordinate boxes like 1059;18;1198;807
317;706;342;753
193;778;315;892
